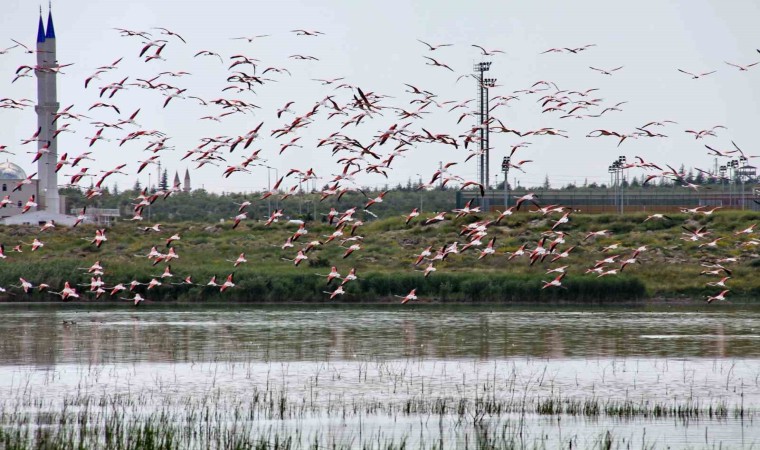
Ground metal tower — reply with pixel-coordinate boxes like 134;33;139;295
473;62;495;209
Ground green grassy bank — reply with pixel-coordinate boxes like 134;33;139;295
0;210;757;303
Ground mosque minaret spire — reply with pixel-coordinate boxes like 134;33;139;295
34;2;60;214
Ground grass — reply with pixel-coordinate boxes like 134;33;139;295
0;382;752;450
0;210;757;303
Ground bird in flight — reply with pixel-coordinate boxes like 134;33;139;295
724;61;760;71
471;44;505;56
417;39;453;51
677;69;716;79
589;66;623;75
423;56;454;72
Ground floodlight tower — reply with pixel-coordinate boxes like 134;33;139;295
473;61;495;210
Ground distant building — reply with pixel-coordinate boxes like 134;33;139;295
183;169;191;192
0;161;39;217
3;7;74;225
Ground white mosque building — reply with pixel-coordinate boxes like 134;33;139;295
2;7;74;226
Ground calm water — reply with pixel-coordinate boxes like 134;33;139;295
1;305;759;449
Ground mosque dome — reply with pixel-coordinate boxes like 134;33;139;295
0;161;28;180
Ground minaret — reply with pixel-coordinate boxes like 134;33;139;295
183;169;191;192
173;171;180;190
34;5;60;214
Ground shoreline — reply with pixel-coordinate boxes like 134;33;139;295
0;296;754;308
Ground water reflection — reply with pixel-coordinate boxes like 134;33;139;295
0;307;759;366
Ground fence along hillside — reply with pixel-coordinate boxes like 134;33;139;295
457;186;760;213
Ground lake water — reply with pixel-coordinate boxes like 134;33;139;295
1;305;759;449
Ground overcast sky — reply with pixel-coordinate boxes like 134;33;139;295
1;0;759;193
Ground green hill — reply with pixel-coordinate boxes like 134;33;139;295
0;210;758;303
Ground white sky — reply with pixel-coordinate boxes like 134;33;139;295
1;0;759;193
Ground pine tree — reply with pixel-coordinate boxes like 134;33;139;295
542;174;550;189
159;169;169;191
132;179;142;192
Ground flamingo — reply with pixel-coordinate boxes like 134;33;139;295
316;266;341;284
364;191;388;209
508;244;528;261
283;250;308;266
21;195;37;213
396;288;418;304
404;208;420;224
324;286;345;299
478;238;496;259
165;234;181;247
707;277;731;288
735;224;756;235
227;253;247;267
90;229;107;248
341;268;358;286
677;69;717;79
541;273;567;289
424;212;446;225
39;221;55;232
342;244;361;258
11;278;34;293
724;61;759;71
220;274;235;292
514;193;539;210
706;290;730;304
51;282;79;301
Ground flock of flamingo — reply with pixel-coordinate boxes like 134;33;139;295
0;14;758;305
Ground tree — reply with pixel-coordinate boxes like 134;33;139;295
159;169;169;191
685;168;695;184
132;179;142;192
542;174;550;189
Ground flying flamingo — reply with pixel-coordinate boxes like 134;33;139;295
227;253;247;267
340;268;358;286
706;290;730;304
324;286;345;299
316;266;341;284
541;273;567;289
396;288;418;304
220;274;235;292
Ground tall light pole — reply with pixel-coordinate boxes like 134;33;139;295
608;159;623;214
736;156;754;210
618;155;626;214
473;61;494;211
729;159;739;209
501;156;511;208
264;165;279;214
415;173;424;211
